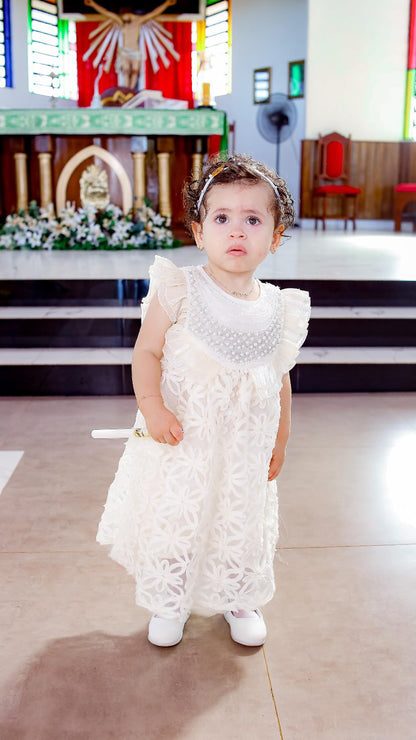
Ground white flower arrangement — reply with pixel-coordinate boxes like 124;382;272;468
0;201;181;251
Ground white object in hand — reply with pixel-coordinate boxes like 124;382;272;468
91;428;133;439
91;428;150;439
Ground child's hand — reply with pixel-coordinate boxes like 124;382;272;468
143;402;184;446
268;446;286;481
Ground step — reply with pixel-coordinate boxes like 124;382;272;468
300;346;416;363
0;279;148;306
2;305;415;349
0;307;141;348
0;306;141;319
2;278;416;307
1;346;415;395
0;347;133;365
0;274;414;392
1;305;415;319
1;346;415;366
310;306;416;319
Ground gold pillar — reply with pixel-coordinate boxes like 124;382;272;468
38;152;54;211
157;152;172;222
14;153;28;212
132;152;146;211
191;153;203;183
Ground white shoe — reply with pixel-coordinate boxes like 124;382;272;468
148;614;189;647
224;609;267;646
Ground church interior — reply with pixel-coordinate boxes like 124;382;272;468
0;0;416;737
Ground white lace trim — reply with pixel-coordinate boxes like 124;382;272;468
275;288;311;375
184;266;283;367
141;255;187;323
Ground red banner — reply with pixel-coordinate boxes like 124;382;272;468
76;20;193;108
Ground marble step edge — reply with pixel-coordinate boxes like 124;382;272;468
0;347;415;366
1;306;416;319
0;306;142;319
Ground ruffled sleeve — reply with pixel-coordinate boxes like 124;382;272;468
141;256;187;323
275;288;311;376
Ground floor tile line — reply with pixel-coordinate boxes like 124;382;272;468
5;544;415;556
262;646;284;739
0;550;99;555
277;542;416;551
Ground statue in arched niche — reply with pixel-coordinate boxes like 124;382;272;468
84;0;178;90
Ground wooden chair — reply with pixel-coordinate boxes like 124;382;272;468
394;183;416;231
313;132;361;230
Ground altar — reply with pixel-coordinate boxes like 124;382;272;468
0;108;228;240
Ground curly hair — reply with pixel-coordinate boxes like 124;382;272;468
182;153;295;235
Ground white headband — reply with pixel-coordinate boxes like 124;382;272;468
196;165;281;214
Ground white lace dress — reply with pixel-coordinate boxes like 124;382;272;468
97;256;310;619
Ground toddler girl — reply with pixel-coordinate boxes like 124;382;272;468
97;154;310;647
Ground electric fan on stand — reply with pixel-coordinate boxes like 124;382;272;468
256;93;297;174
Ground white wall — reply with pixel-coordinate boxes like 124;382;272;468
306;0;410;141
0;0;76;110
216;0;308;219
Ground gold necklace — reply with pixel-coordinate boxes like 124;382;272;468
204;267;258;298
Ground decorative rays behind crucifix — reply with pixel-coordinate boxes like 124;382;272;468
82;18;180;77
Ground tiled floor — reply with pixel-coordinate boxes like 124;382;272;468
0;393;416;739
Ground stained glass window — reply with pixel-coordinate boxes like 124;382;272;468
205;0;231;97
404;0;416;139
28;0;77;99
192;0;231;104
0;0;12;88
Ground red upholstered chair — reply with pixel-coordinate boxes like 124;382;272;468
394;183;416;231
313;132;361;230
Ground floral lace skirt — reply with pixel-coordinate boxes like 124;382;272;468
97;365;280;619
